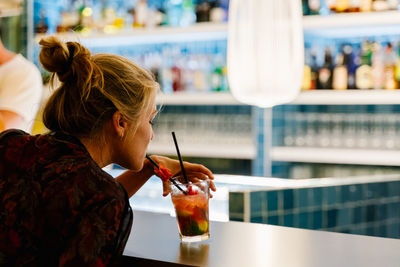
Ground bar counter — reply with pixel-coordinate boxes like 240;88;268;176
122;210;400;267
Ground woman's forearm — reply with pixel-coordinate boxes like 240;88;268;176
115;159;154;198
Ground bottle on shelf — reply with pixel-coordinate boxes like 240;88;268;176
302;47;319;90
196;0;212;22
303;40;400;90
35;9;49;34
57;1;79;33
211;52;227;91
171;64;183;92
220;0;230;21
160;53;174;94
395;41;400;87
318;48;334;89
308;0;321;15
356;40;373;89
344;44;357;89
372;0;390;11
328;0;337;12
303;0;311;15
348;0;361;12
316;0;400;12
134;0;148;27
110;1;130;30
310;48;319;89
210;0;227;22
383;42;398;89
137;42;229;95
302;48;313;90
335;0;350;12
165;0;183;27
182;51;196;92
181;0;197;27
195;54;212;91
320;0;331;15
75;0;94;33
371;41;385;89
145;6;164;28
360;0;373;11
332;49;348;90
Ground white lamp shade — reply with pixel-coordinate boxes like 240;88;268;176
227;0;304;108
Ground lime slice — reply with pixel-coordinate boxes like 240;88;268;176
197;220;208;233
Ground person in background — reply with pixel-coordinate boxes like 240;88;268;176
0;36;216;266
0;33;42;133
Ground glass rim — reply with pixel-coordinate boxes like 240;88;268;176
170;177;210;186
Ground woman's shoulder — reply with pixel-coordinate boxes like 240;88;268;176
0;129;37;153
0;129;28;141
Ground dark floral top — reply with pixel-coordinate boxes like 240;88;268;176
0;129;132;266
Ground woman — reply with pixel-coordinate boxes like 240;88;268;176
0;36;215;266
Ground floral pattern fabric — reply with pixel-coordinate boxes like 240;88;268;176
0;129;132;266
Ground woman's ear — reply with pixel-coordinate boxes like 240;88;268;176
111;111;128;139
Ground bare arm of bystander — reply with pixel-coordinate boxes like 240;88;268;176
0;110;24;132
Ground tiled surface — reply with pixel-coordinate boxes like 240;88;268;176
229;192;244;222
229;180;400;239
252;107;265;176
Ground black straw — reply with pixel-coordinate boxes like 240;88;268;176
146;155;159;169
171;132;189;184
146;155;187;195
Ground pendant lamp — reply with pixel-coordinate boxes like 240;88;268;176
227;0;304;108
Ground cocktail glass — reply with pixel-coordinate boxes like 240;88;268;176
170;178;210;242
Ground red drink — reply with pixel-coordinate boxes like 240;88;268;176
171;180;210;242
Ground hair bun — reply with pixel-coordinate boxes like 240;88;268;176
39;36;92;83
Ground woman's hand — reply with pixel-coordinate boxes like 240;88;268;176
150;155;216;197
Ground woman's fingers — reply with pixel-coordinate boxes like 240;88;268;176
162;180;171;197
155;156;214;181
174;172;213;182
209;179;216;192
188;172;209;181
181;162;214;180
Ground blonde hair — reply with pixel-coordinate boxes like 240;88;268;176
39;36;159;139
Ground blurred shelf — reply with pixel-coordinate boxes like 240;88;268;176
270;146;400;166
0;7;22;18
303;11;400;28
156;92;244;105
147;143;256;159
34;11;400;46
303;11;400;38
290;90;400;105
34;22;228;47
45;83;400;107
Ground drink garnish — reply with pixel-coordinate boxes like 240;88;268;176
187;185;198;195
